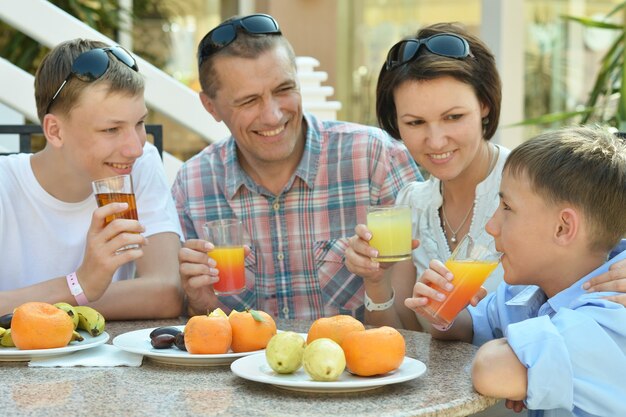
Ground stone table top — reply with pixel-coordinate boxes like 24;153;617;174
0;318;498;416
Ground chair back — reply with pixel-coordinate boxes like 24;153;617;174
0;124;163;159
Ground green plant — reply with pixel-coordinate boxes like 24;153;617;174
0;0;177;74
521;1;626;130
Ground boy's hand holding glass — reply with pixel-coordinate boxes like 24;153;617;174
91;174;142;252
409;234;501;328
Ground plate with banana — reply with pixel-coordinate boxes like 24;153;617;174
0;304;109;361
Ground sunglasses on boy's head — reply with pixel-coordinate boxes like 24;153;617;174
45;46;138;114
385;33;473;70
197;13;282;67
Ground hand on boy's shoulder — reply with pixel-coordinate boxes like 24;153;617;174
582;257;626;308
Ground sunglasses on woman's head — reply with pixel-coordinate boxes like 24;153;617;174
46;46;138;114
385;33;473;70
197;13;281;67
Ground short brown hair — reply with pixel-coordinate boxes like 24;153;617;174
505;125;626;252
197;16;296;98
35;38;144;123
376;22;501;140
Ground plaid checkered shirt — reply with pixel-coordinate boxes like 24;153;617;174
172;113;422;321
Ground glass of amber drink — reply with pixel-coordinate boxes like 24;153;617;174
420;234;501;327
367;204;412;262
203;219;247;295
92;174;139;250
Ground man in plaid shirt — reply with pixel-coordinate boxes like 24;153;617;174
173;14;421;320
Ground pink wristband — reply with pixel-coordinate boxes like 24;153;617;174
66;272;89;305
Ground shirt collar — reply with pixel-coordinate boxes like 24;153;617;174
546;249;626;313
223;112;322;200
504;249;626;316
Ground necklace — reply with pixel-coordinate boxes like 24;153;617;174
441;144;497;244
441;191;474;244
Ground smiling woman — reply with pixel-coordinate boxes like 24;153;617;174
345;22;507;332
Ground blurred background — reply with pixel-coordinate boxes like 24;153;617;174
1;0;625;162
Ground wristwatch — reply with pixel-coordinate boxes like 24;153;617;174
364;289;395;311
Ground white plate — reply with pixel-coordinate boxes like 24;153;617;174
231;352;427;393
112;325;265;366
0;330;109;361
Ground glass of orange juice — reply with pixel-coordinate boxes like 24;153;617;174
419;234;501;327
367;204;412;262
203;219;247;295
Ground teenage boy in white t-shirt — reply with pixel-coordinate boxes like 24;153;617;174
0;39;183;319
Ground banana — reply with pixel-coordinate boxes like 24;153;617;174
0;327;5;339
54;302;79;330
75;306;106;337
0;329;14;347
69;330;84;343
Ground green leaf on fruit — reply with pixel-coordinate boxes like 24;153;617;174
249;309;265;322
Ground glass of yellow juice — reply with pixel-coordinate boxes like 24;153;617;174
418;234;501;327
366;205;412;262
203;219;247;295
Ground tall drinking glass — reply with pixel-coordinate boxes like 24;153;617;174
418;234;501;327
203;219;247;295
367;205;412;262
92;174;139;250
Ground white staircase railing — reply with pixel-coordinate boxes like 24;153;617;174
0;0;230;143
0;0;342;183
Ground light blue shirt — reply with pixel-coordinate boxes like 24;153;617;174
469;250;626;417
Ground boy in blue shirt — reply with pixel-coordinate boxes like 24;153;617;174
409;125;626;416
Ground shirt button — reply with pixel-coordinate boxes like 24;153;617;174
273;202;280;210
277;253;284;261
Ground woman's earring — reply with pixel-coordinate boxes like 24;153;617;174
482;117;489;125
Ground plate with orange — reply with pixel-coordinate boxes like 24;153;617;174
231;352;426;393
0;331;110;362
112;325;271;366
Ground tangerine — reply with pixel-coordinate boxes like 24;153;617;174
184;315;232;354
11;302;74;350
229;309;277;352
341;326;405;376
306;314;365;345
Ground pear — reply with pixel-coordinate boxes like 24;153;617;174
302;338;346;381
265;332;306;374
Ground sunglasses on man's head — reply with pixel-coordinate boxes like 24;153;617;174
46;46;138;114
385;33;473;70
197;13;281;67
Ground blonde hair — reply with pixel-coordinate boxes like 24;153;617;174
505;125;626;252
35;39;144;122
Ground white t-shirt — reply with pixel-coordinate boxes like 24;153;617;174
396;144;510;293
0;143;182;291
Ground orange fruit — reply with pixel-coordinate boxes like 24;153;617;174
184;315;232;354
229;309;277;353
342;326;405;376
11;302;74;350
306;315;365;345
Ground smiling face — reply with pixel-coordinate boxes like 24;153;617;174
56;83;147;181
485;170;560;288
200;44;303;176
393;76;489;183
